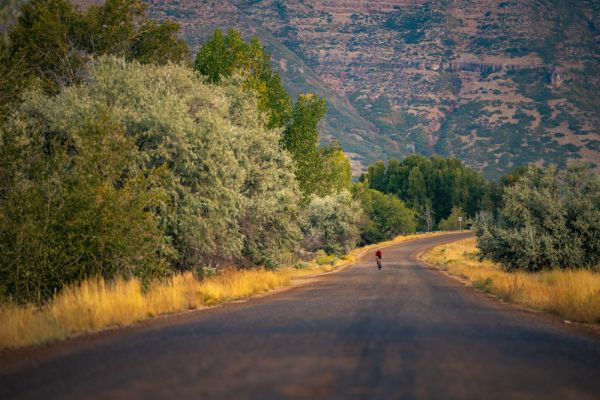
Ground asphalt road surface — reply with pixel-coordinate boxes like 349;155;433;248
2;232;600;399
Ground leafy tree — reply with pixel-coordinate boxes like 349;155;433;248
482;165;534;215
6;0;83;93
282;93;327;197
365;155;487;226
353;183;416;244
367;160;387;192
194;28;246;84
437;206;466;231
419;201;435;233
300;191;363;255
196;31;353;198
318;140;353;195
408;166;427;209
129;20;189;65
0;0;188;117
475;163;600;271
195;29;291;129
221;77;302;267
77;0;189;65
0;99;172;302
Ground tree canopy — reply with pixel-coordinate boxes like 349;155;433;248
0;0;188;117
365;155;487;228
195;29;291;130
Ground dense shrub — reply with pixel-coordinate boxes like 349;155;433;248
475;163;600;271
300;191;363;255
0;57;302;301
353;184;416;244
437;206;467;231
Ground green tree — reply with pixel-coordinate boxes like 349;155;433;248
129;20;189;65
318;140;352;195
407;166;427;209
365;155;487;225
221;77;302;267
367;160;387;192
7;0;83;93
194;29;291;129
0;0;188;117
282;93;327;197
0;101;172;302
0;57;303;301
353;183;416;244
194;28;245;84
81;0;189;64
437;206;466;231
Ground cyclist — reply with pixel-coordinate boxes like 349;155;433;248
375;249;383;270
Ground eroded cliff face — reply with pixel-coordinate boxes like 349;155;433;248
123;1;600;177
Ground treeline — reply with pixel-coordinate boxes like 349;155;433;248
362;155;600;273
0;0;407;303
363;155;487;231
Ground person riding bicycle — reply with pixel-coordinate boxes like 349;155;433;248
375;249;383;270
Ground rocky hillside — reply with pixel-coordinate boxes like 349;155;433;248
6;0;599;178
145;0;600;178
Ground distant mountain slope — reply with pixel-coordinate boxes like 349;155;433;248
146;0;600;178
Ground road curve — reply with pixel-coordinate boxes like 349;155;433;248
2;232;600;399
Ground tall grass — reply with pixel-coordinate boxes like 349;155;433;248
421;238;600;324
0;231;445;350
0;270;292;349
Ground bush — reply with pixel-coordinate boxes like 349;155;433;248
0;107;172;302
300;191;363;255
315;251;337;265
437;206;467;231
353;184;417;244
0;57;302;302
475;163;600;271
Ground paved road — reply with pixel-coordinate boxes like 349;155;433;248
2;232;600;399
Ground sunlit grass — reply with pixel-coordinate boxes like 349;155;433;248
421;238;600;324
0;231;446;349
0;270;290;349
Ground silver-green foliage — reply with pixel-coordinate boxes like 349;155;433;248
0;56;302;301
475;163;600;271
300;190;363;255
0;90;173;301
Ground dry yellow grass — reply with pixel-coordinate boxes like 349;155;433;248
0;231;445;349
421;237;600;324
0;270;291;349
